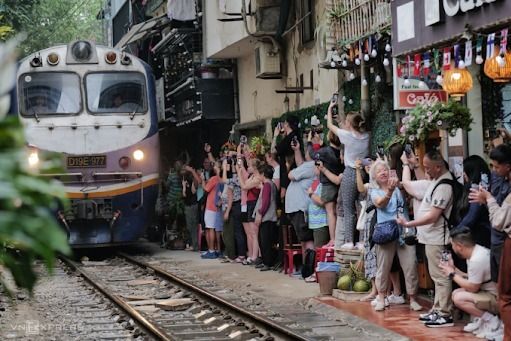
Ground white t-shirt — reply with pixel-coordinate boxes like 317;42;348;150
335;129;369;168
416;172;453;245
272;165;280;181
467;245;497;295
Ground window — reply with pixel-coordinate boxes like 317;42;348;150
19;72;81;116
85;72;147;114
300;0;314;44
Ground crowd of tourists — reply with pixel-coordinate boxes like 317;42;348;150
157;99;511;341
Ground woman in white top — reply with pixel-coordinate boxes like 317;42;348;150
327;101;370;249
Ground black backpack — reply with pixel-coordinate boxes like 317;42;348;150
431;175;469;230
301;248;316;278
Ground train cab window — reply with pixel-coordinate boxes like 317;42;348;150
85;72;147;114
19;72;81;116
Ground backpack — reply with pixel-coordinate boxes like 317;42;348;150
430;175;469;230
301;248;316;278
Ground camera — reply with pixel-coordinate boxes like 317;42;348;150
404;143;413;157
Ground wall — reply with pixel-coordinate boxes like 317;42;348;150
467;65;484;157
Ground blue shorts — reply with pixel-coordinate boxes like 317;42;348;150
204;209;223;232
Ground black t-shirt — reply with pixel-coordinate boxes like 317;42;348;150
275;130;299;190
317;145;343;184
182;173;197;206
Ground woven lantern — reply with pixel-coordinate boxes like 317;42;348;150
484;50;511;82
442;68;473;98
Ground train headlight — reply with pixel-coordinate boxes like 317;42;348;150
72;41;92;62
28;152;39;167
119;156;131;169
47;53;60;66
133;150;144;161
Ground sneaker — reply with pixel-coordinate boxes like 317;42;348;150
464;318;482;333
201;251;218;259
425;315;454;328
371;297;389;307
242;258;254;265
419;311;439;322
409;300;423;311
259;265;272;271
483;324;504;340
254;257;263;266
355;242;365;250
374;299;385;311
255;263;265;269
475;318;501;339
340;242;355;250
388;294;406;305
216;251;224;258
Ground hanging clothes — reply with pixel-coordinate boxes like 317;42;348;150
167;0;196;21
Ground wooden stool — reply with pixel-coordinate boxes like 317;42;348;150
282;225;302;275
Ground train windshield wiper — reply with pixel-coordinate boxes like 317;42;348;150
129;104;141;120
33;111;40;123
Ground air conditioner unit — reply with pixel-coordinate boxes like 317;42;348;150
255;42;282;79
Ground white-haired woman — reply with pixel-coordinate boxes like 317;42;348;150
369;160;421;312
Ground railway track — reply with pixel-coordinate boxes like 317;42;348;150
61;253;323;341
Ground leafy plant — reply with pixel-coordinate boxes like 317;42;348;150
392;100;473;145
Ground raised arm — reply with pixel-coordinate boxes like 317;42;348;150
326;101;341;136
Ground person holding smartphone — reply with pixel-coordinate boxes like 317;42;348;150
326;94;370;250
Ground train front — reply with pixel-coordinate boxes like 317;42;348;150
17;40;160;247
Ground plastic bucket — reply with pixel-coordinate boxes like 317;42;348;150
317;271;337;296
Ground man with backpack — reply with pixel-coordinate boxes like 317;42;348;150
397;150;455;327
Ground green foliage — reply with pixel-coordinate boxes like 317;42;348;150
368;73;396;155
392;100;473;145
0;116;71;293
343;77;361;112
0;0;103;55
271;102;330;132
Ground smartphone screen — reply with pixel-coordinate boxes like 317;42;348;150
389;170;397;179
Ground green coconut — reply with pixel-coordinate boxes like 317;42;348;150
337;275;352;291
353;279;371;293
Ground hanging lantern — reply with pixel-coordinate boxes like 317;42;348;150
484;50;511;82
442;68;473;98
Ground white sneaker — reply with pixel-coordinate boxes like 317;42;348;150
486;315;502;332
340;242;355;250
387;294;406;305
371;296;389;307
464;317;482;333
485;325;504;341
355;242;364;250
475;320;494;339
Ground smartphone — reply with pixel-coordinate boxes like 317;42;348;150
389;169;397;180
331;92;339;117
404;143;413;157
440;250;451;263
480;173;489;191
314;153;321;166
489;128;498;139
240;135;248;145
361;158;372;167
331;93;339;104
291;135;299;146
377;145;385;158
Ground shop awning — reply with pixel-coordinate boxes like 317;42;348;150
115;14;170;49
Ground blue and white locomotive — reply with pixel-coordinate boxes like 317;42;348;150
16;40;159;247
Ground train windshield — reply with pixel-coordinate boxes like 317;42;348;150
85;72;147;114
19;72;81;116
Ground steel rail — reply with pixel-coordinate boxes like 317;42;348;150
60;256;174;341
118;252;313;341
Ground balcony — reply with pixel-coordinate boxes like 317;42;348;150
330;0;391;46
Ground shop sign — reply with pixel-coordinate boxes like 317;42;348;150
393;60;448;110
391;0;511;56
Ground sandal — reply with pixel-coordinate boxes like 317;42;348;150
304;275;317;283
242;258;254;265
234;257;245;263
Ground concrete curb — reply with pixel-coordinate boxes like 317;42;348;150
305;298;411;341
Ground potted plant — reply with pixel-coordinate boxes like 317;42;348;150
392;100;473;145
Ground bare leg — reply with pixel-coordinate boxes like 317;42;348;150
325;202;336;246
243;222;253;259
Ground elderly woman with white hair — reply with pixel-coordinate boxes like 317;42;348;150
369;160;421;312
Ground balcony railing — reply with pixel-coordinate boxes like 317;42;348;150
330;0;391;45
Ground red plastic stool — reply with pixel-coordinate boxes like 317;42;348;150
314;247;335;282
282;225;302;276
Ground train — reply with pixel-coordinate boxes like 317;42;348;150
16;40;160;247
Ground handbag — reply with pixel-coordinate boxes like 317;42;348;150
356;200;368;231
372;220;400;244
372;189;401;245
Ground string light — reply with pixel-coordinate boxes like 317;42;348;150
371;49;377;58
362;78;368;86
375;74;382;83
385;43;392;52
355;58;361;65
383;57;390;66
364;54;370;62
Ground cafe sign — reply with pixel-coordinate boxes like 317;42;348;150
391;0;511;56
393;61;448;110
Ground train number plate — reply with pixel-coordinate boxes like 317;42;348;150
67;155;107;168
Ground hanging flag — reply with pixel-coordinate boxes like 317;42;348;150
423;52;431;75
454;44;460;67
465;40;472;66
487;33;496;59
414;54;421;76
397;62;403;77
443;47;451;70
433;49;440;72
406;55;412;78
501;28;508;52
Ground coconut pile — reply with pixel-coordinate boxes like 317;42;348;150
336;261;371;292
